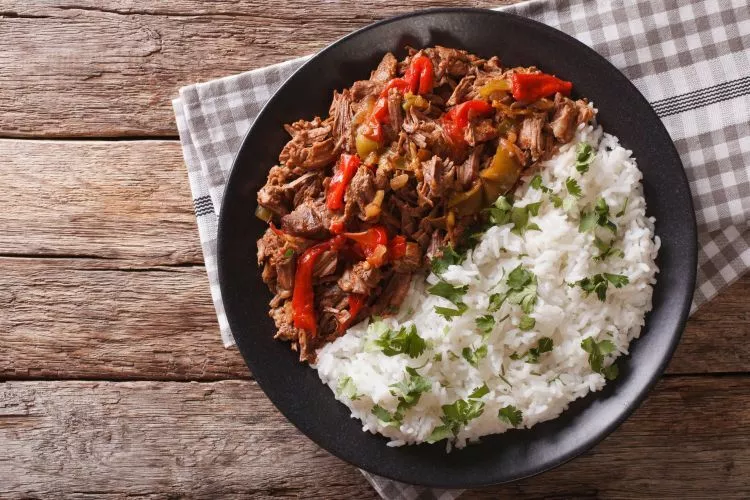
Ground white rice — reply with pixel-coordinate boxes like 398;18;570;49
313;121;659;449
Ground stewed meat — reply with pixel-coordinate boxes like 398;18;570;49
254;46;593;360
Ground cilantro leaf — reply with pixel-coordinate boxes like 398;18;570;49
427;398;486;443
616;197;629;218
488;293;506;312
390;367;432;417
435;302;468;320
519;315;536;331
575;143;595;173
498;405;523;426
573;273;629;302
475;314;496;336
579;197;617;234
530;175;551;193
428;281;469;304
431;245;465;275
514;337;554;363
468;383;490;399
462;345;488;368
565;177;582;198
581;337;619;380
486;196;542;235
373;324;426;358
485;195;513;226
505;265;538;314
593;237;625;261
371;404;398;425
337;376;361;400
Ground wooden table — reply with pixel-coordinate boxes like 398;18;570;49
2;2;749;498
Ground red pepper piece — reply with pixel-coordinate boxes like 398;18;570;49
326;154;362;211
291;235;347;336
344;225;389;267
511;72;572;102
269;222;285;237
291;243;327;336
383;78;411;95
329;218;345;235
442;99;494;146
338;293;366;333
388;235;407;260
404;55;434;95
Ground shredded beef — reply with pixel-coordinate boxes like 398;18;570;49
338;261;381;295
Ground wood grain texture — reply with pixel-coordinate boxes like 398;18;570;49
1;252;747;381
1;377;749;499
0;0;514;137
2;139;202;264
0;257;249;381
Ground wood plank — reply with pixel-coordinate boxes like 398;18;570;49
0;257;248;381
2;139;202;264
1;377;748;498
0;0;512;137
0;253;748;381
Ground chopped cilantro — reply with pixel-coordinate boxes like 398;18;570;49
462;345;488;368
486;196;542;235
616;197;629;217
565;177;583;198
504;265;538;314
518;315;536;331
373;324;426;358
433;353;443;362
573;273;629;301
428;281;469;304
581;337;619;380
514;337;554;363
593;237;625;261
426;398;486;443
468;383;490;399
498;373;513;387
488;293;506;312
530;175;551;193
337;376;361;400
435;302;469;320
389;367;432;419
575;143;595;173
431;245;465;275
475;315;496;336
498;405;523;426
579;197;617;233
371;404;398;425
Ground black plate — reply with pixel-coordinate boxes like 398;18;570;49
218;8;697;488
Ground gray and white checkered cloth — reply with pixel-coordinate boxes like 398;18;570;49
173;0;750;497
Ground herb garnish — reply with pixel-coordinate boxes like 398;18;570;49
475;315;496;336
486;196;542;235
581;337;619;380
461;345;488;368
575;143;595;173
429;281;469;321
498;405;523;426
427;398;486;443
431;245;465;275
503;265;538;314
511;337;554;363
579;197;617;233
615;197;629;217
593;237;625;261
530;175;551;193
283;248;294;258
337;376;361;400
572;273;629;301
373;323;427;358
565;177;583;198
518;314;536;331
468;383;490;399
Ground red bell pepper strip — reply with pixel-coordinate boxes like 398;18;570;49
338;293;366;333
388;235;407;260
404;55;435;95
383;78;411;95
292;235;347;336
442;99;494;145
343;225;389;267
329;218;345;235
326;154;361;211
511;72;572;102
269;222;285;238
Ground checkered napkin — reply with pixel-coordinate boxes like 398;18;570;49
173;0;750;497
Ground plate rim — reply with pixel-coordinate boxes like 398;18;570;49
218;7;698;488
